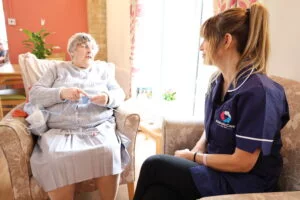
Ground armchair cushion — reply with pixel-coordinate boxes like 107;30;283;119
271;76;300;191
201;191;300;200
18;53;62;97
162;116;204;155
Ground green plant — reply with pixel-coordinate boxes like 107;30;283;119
163;89;176;101
20;19;58;59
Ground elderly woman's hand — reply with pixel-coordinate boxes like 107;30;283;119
90;93;109;106
60;87;88;101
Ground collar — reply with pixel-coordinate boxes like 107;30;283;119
210;66;254;103
227;66;254;92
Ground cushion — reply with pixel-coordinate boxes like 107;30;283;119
18;53;63;97
271;76;300;191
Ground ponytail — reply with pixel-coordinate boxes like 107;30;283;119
238;3;270;74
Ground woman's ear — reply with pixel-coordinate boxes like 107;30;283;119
223;33;233;49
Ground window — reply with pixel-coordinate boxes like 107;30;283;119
0;0;10;66
132;0;216;119
0;0;7;42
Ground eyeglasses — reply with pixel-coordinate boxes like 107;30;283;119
77;43;94;50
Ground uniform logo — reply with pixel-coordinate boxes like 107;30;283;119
216;110;235;129
220;111;231;124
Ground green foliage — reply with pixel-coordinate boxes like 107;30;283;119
163;90;176;101
21;28;54;59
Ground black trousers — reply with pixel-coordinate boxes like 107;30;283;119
133;154;201;200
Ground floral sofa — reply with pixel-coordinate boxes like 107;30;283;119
0;53;140;200
162;76;300;200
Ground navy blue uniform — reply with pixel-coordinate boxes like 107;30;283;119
190;68;290;196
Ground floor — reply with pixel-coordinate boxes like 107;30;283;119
75;132;156;200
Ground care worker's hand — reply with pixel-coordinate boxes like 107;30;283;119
90;93;109;106
60;87;88;101
174;149;193;160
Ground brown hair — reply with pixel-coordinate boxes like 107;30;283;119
201;3;270;79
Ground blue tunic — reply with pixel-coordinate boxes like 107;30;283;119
190;68;290;197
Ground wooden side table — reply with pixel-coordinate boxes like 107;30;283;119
139;121;162;154
125;98;164;154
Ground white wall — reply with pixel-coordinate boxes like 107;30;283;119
263;0;300;81
106;0;131;98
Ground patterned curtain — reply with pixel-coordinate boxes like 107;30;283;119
130;0;143;97
217;0;258;13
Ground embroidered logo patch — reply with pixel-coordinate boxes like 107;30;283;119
220;111;231;124
215;110;235;129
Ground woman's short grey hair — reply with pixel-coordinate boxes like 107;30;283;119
67;32;99;57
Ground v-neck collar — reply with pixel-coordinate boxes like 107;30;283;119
227;67;254;92
211;66;254;103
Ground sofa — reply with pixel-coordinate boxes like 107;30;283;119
0;53;140;200
162;76;300;199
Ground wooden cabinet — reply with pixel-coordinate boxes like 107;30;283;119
0;65;25;118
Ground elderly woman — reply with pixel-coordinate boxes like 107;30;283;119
25;33;127;200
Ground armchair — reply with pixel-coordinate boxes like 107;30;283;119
162;76;300;200
0;53;140;200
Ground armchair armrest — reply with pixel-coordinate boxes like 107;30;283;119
162;116;204;155
0;103;34;199
114;100;140;184
114;100;140;140
200;191;300;200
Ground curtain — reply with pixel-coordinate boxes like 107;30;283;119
217;0;258;12
129;0;143;97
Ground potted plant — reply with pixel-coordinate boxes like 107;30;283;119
161;89;177;115
20;19;59;59
163;89;176;101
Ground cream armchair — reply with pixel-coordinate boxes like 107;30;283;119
162;76;300;200
0;53;140;200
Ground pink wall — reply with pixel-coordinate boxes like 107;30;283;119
3;0;88;64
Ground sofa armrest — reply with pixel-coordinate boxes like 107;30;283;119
162;116;204;155
200;191;300;200
114;100;140;184
0;104;34;199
